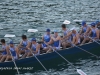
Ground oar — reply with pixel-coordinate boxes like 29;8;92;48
61;20;86;74
63;20;71;24
9;47;20;75
4;34;16;38
67;24;99;58
3;29;38;38
2;34;45;45
4;34;20;74
4;35;51;75
28;30;63;75
4;34;51;75
27;29;38;33
51;48;87;75
2;29;61;37
71;43;99;59
73;20;83;22
28;29;62;33
73;20;96;22
63;22;99;58
2;20;92;75
28;49;50;75
28;30;61;75
88;36;100;45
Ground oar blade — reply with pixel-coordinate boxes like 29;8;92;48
73;20;82;22
77;69;87;75
4;34;16;37
70;27;76;31
63;20;70;24
27;29;38;33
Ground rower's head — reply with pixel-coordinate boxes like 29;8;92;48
82;21;86;27
1;39;5;44
62;24;66;30
54;30;58;36
95;20;100;25
71;28;76;34
72;30;76;34
90;22;96;28
22;35;27;41
31;38;36;44
46;29;50;35
9;41;14;47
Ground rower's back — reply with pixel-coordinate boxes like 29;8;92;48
90;22;99;40
1;39;7;55
21;35;29;47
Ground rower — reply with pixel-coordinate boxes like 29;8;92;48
5;41;19;61
70;28;80;46
95;20;100;29
47;30;61;53
61;24;72;49
89;22;99;42
18;35;29;56
79;21;91;43
95;20;100;38
22;38;40;58
0;39;8;62
41;29;52;52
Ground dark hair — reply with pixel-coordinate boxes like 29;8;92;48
62;24;66;28
1;39;5;43
22;35;27;39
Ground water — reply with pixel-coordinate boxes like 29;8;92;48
0;0;100;75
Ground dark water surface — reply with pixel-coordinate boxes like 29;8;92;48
0;0;100;75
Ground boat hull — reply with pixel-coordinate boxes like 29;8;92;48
0;42;100;75
0;42;100;67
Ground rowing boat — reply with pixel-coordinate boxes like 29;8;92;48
0;41;100;68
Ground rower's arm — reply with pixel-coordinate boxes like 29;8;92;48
15;47;19;58
35;44;40;54
95;25;97;28
6;46;10;55
51;36;61;41
47;39;53;45
75;34;80;45
85;27;91;34
95;30;99;39
30;44;40;54
18;41;23;48
72;36;76;45
63;31;72;39
41;36;48;45
79;27;83;34
26;41;31;49
41;36;44;42
28;47;33;53
88;30;92;36
47;35;53;45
